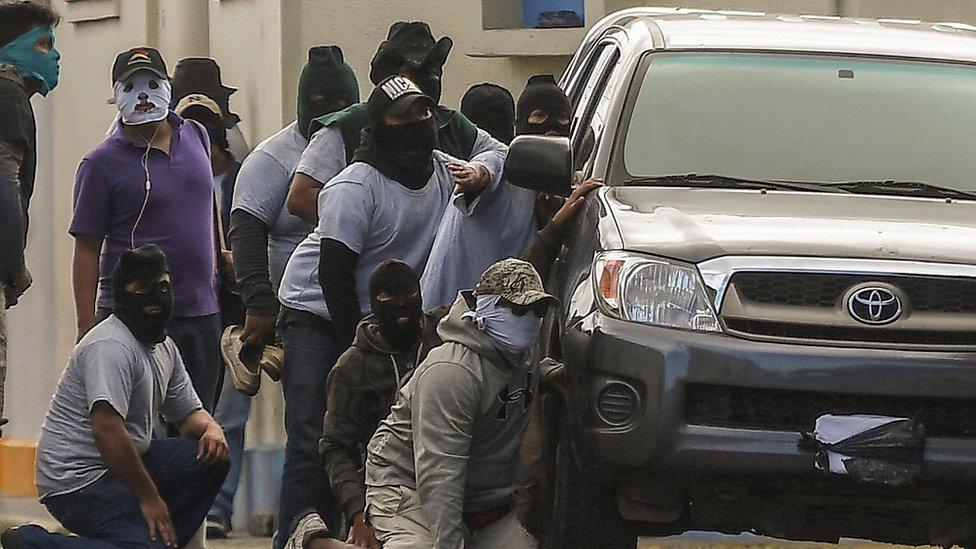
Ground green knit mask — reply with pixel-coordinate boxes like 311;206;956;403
297;46;360;139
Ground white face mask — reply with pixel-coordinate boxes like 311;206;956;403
113;71;171;126
465;294;543;363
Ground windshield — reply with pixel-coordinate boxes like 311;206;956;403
622;53;976;191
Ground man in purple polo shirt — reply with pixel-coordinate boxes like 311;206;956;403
70;47;223;411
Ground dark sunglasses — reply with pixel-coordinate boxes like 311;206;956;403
498;298;550;318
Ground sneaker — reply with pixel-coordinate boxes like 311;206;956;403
205;515;230;539
283;509;333;549
258;344;284;382
220;325;261;396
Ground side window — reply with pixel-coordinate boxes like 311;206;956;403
572;45;621;175
566;43;609;108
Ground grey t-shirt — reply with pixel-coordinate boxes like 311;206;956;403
420;178;537;310
279;151;486;319
231;121;313;287
296;124;506;187
35;315;203;501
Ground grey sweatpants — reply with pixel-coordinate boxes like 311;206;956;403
366;485;537;549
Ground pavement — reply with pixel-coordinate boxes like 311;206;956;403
0;494;917;548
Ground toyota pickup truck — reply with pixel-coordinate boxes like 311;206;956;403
504;8;976;548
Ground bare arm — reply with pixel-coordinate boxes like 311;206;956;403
73;234;104;341
91;401;177;546
177;409;229;464
286;172;324;225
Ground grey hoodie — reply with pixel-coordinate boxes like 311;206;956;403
365;291;540;548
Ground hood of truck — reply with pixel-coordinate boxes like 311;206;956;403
604;186;976;265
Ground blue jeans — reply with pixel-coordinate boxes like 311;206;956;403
274;311;341;549
13;438;228;548
209;369;251;525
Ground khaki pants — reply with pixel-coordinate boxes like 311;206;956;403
366;485;537;549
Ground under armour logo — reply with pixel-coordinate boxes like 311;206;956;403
496;372;534;420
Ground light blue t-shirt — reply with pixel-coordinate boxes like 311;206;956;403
420;178;538;309
231;121;313;288
279;151;478;320
36;316;202;501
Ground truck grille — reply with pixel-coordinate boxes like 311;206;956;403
685;383;976;438
720;271;976;348
734;272;976;313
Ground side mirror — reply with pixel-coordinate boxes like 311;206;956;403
503;135;574;197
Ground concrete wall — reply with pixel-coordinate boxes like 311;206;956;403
9;0;976;449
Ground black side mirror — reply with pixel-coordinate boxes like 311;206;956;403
503;135;574;197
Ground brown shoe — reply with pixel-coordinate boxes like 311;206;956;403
220;325;261;396
258;344;284;381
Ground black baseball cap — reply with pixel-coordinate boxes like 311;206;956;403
366;75;433;126
112;47;168;83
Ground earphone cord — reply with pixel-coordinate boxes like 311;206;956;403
129;122;162;249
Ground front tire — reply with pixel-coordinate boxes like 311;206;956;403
543;405;637;549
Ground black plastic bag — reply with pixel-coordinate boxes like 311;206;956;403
800;414;925;487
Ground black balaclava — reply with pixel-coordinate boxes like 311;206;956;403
354;75;437;190
180;105;229;152
297;46;360;139
461;83;515;144
516;74;571;137
112;245;174;345
369;260;423;353
169;57;240;127
369;21;452;107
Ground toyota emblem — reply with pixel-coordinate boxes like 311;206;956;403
847;286;902;325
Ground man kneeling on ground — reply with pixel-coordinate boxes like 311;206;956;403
364;258;559;548
2;245;229;548
315;260;445;548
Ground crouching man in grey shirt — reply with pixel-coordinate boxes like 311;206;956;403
365;258;560;549
1;245;229;548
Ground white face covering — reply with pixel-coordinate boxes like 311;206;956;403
113;71;172;126
464;294;543;363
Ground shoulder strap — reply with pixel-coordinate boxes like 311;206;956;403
185;118;212;160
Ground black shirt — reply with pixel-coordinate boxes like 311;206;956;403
0;72;37;241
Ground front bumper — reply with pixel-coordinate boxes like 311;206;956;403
560;310;976;488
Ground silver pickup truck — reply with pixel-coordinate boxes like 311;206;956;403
505;8;976;548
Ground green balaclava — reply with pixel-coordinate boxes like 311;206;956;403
297;45;360;139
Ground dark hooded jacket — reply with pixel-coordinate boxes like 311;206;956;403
318;309;445;520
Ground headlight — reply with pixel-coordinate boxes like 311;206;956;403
593;251;721;332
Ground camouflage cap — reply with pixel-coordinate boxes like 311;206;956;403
474;258;556;306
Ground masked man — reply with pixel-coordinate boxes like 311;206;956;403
318;261;445;549
0;246;229;548
170;56;250;162
461;83;515;145
0;1;60;432
205;45;358;540
287;21;505;224
420;74;577;309
365;258;558;549
274;75;500;548
71;47;223;412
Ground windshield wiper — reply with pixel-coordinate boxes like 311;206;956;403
622;174;847;193
824;180;976;201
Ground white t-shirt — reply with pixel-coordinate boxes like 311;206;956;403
231;121;313;287
36;316;202;500
279;151;470;319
